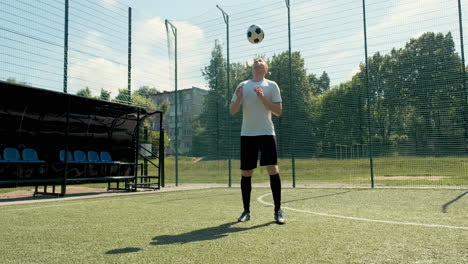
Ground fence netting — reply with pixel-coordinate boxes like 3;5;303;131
1;0;467;188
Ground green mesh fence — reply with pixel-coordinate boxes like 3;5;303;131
162;0;467;188
1;0;467;188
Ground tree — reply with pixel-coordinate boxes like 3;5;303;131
268;51;315;157
192;41;249;158
356;32;465;156
131;93;155;109
308;71;330;96
113;89;131;104
5;77;29;86
134;86;159;99
98;88;111;101
311;77;364;157
399;32;465;155
192;40;227;158
76;87;92;98
160;100;170;114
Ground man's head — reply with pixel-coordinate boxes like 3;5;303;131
252;58;268;78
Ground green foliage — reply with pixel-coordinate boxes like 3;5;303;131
131;87;161;150
160;100;170;114
113;89;131;104
269;51;316;157
140;129;169;150
5;77;29;86
98;88;111;101
192;40;247;158
76;87;92;98
134;85;159;98
308;71;330;96
306;32;466;157
131;93;155;109
193;31;466;160
311;78;364;157
354;32;466;156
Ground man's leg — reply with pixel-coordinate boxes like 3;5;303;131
239;136;258;222
241;169;254;213
267;165;281;212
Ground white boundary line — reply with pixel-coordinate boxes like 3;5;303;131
257;193;468;230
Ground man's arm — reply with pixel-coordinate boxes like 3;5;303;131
254;86;282;116
230;97;242;115
261;100;282;117
230;85;243;115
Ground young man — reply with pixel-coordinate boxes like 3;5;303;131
229;58;285;224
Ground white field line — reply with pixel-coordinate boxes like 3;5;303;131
257;193;468;231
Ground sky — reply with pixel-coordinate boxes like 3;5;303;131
127;0;227;21
1;0;467;97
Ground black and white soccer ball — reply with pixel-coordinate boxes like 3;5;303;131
247;24;264;44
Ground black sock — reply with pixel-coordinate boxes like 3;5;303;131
269;174;281;212
241;176;252;213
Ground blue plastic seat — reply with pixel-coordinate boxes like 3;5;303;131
59;150;75;163
88;151;102;163
100;151;118;164
22;148;45;163
74;150;88;163
3;147;22;162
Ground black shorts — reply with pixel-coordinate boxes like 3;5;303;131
240;135;278;170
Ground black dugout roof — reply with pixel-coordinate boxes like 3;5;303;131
0;80;162;162
0;80;160;118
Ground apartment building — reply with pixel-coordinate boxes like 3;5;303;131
151;87;208;154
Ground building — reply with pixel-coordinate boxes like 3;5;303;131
151;87;208;155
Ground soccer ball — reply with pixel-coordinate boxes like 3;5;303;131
247;24;264;44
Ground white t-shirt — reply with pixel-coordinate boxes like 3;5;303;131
231;79;282;136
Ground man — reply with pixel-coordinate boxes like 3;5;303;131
229;58;285;224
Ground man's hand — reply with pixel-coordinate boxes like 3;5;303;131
254;85;282;116
254;86;264;99
236;84;244;98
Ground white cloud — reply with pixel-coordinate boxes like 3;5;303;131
348;65;361;80
293;1;332;20
68;15;211;96
369;0;444;33
165;20;212;90
311;0;452;86
131;17;210;91
101;0;121;11
134;17;167;50
68;57;127;96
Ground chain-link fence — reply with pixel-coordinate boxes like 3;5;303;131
1;0;467;188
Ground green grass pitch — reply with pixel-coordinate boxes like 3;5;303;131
0;187;467;263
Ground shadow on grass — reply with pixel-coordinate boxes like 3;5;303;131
151;221;274;245
282;189;366;204
442;191;467;213
105;247;143;254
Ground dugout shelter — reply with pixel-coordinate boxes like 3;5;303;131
0;80;164;196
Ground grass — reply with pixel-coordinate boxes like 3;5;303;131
1;156;466;195
157;156;468;187
0;188;467;263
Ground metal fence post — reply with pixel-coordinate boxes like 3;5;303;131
217;5;232;188
457;0;468;154
128;7;132;103
63;0;69;93
165;20;179;186
362;0;375;188
285;0;296;188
